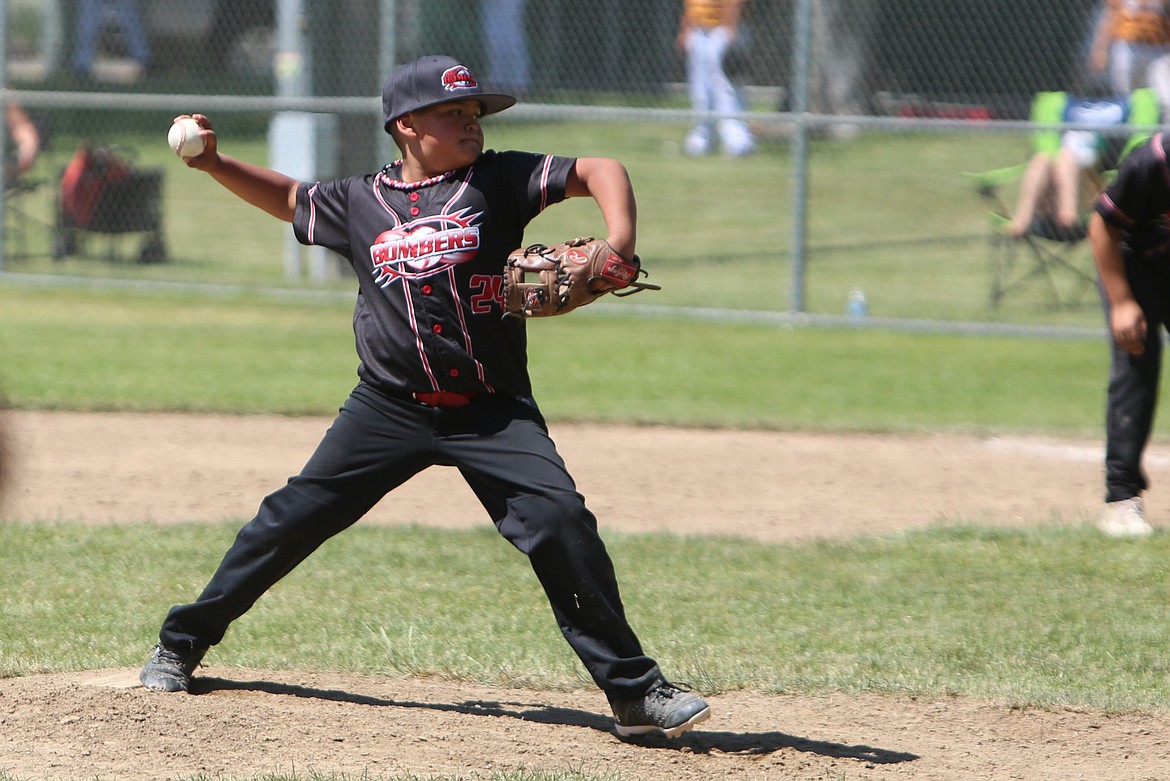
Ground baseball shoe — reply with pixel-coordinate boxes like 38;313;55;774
609;680;711;738
139;643;206;692
1099;497;1154;538
683;130;712;157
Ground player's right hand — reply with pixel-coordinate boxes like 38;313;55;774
1110;299;1147;356
178;114;218;171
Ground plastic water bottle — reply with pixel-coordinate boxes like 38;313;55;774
846;288;869;319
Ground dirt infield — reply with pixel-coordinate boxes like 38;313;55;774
2;410;1168;781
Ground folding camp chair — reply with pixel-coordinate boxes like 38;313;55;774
4;176;52;260
3;110;53;260
972;88;1159;309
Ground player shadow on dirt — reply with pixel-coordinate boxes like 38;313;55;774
190;675;919;764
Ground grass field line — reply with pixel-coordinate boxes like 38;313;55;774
981;436;1104;464
982;435;1170;467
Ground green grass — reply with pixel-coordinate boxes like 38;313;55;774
4;121;1086;326
0;286;358;413
0;284;1135;434
0;121;1159;781
4;522;1170;714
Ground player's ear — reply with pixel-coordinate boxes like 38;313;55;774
396;114;416;138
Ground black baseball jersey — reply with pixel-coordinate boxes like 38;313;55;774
293;149;576;398
1095;132;1170;261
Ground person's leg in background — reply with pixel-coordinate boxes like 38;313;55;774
111;0;152;70
683;27;716;156
481;0;531;95
709;26;755;156
71;0;103;76
1101;258;1168;537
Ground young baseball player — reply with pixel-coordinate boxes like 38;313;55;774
677;0;755;157
139;54;711;739
1089;131;1170;538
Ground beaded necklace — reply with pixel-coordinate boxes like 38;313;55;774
379;160;456;191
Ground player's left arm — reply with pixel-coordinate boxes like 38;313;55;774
565;157;637;261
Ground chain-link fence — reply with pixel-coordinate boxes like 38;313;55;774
0;0;1140;330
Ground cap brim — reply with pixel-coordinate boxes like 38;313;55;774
477;94;519;116
385;93;517;129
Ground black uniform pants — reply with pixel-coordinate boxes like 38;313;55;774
1102;257;1170;502
159;381;662;697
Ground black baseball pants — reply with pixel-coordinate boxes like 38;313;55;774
158;381;663;697
1102;256;1170;503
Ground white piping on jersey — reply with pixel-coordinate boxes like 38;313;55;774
399;271;442;392
447;262;494;390
445;169;472;210
305;182;321;243
372;176;404;225
539;155;554;212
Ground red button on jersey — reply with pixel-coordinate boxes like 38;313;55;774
410;207;420;216
421;285;433;295
409;192;419;202
449;369;459;378
432;324;442;334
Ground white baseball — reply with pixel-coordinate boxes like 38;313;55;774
167;117;205;159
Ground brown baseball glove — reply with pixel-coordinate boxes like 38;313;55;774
502;236;660;318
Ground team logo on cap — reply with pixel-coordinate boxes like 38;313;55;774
441;66;478;93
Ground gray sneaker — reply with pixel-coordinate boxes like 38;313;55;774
609;680;711;738
139;643;206;692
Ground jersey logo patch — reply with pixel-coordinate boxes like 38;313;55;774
370;212;481;287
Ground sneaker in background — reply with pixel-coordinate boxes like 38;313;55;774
1100;496;1154;538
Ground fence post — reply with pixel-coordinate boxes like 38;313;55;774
274;0;311;281
788;0;811;314
378;0;399;167
0;0;9;275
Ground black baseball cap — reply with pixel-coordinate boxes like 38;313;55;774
382;55;516;132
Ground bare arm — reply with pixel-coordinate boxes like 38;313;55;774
1090;4;1117;72
565;157;638;260
1089;211;1146;355
6;103;40;174
724;0;747;29
178;114;299;222
677;1;693;50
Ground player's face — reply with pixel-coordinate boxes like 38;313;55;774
409;100;485;173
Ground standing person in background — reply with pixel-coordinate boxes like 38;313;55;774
1088;131;1170;538
1089;0;1170;110
73;0;152;79
481;0;532;96
677;0;756;157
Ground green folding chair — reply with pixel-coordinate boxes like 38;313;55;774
971;88;1159;309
